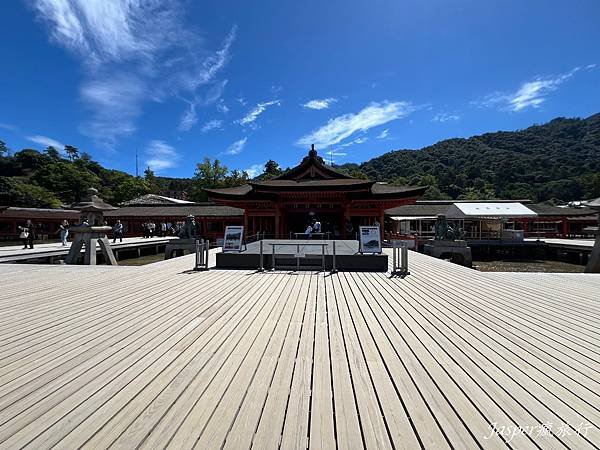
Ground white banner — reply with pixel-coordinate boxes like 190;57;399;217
223;226;244;252
359;226;382;253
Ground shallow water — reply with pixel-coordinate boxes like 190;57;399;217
118;253;166;266
473;259;584;273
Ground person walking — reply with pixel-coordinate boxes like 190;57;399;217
112;220;124;243
18;219;36;249
59;220;69;246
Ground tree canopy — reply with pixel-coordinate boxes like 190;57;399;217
1;113;598;208
337;113;600;202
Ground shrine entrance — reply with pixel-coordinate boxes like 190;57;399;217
283;210;344;238
205;146;427;240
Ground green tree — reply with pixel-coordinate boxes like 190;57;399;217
34;161;101;203
44;146;61;160
189;158;230;201
263;159;281;179
64;145;79;161
225;169;249;187
14;149;51;172
0;140;8;157
0;176;61;208
143;167;160;193
111;177;151;204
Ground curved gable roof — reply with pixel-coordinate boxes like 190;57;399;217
273;145;354;181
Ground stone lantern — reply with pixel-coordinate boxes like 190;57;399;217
584;197;600;273
65;188;119;265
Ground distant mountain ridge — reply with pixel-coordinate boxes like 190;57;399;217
336;113;600;202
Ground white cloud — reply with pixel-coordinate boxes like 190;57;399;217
216;100;230;113
201;119;224;132
32;1;236;144
297;101;415;148
145;139;179;172
478;65;595;112
302;98;337;110
224;137;247;155
432;113;460;123
26;135;65;149
377;128;389;139
79;75;144;147
178;102;197;132
322;149;347;164
245;163;263;178
238;100;281;126
0;123;18;132
340;136;368;148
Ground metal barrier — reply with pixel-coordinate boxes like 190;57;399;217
194;238;210;271
290;232;331;240
269;242;328;272
391;241;409;276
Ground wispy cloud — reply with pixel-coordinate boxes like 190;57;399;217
0;123;18;132
238;100;281;126
432;112;460;122
26;135;65;149
302;98;337;110
201;119;224;133
245;163;263;178
323;149;347;164
477;65;595;112
79;75;144;147
216;99;229;113
145;139;179;172
224;137;247;155
32;1;236;145
376;128;389;139
297;101;415;148
340;136;368;148
178;102;198;132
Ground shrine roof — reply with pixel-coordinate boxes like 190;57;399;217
204;146;427;200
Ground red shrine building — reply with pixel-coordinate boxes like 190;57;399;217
205;146;427;238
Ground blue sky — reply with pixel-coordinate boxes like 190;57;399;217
1;0;599;178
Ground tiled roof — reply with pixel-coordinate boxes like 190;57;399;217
527;204;594;216
120;194;193;206
104;205;244;218
385;204;449;217
0;207;80;219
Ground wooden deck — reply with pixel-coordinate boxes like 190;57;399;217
0;237;176;264
0;250;599;449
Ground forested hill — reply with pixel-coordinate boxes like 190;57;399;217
338;113;600;202
1;114;599;208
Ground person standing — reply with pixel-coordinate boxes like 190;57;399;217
149;222;156;238
313;219;321;233
18;222;30;249
59;220;69;246
160;222;166;237
18;219;36;249
305;223;313;239
113;220;124;243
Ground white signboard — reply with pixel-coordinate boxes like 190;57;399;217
223;226;244;252
359;226;382;253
